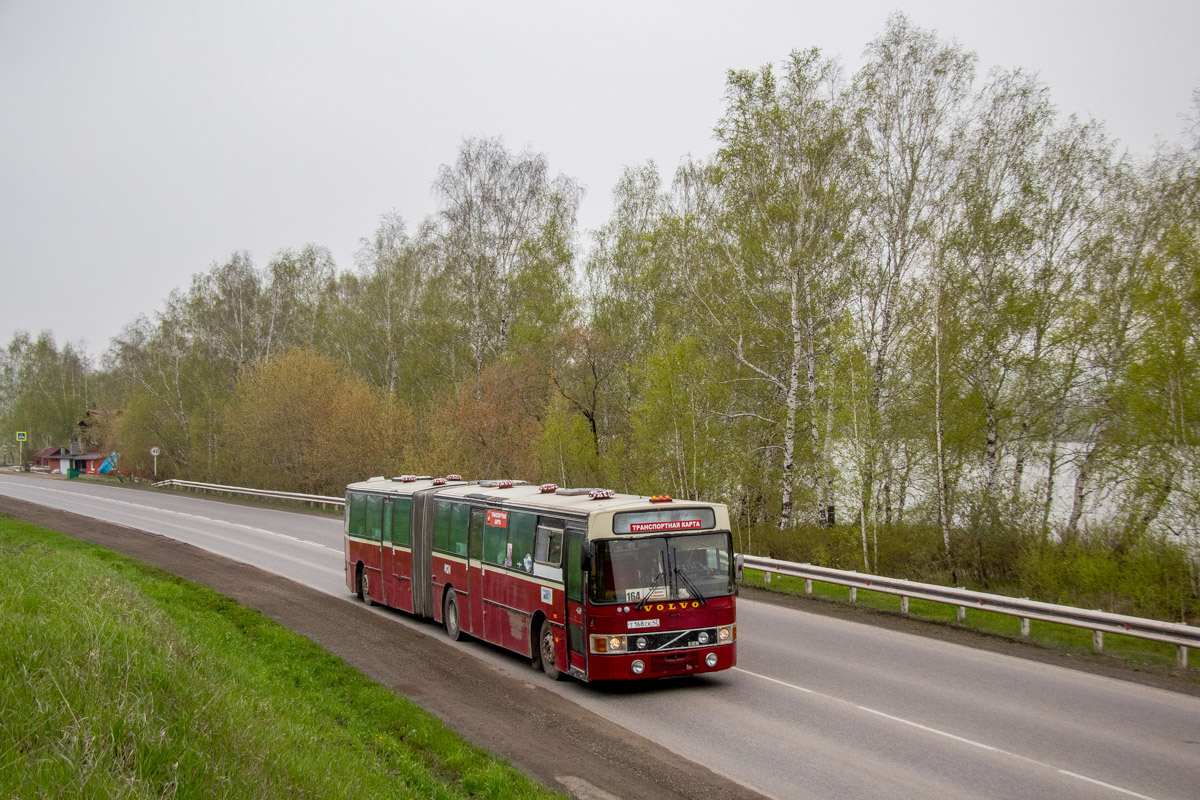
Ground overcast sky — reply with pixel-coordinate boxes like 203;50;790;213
2;1;1198;361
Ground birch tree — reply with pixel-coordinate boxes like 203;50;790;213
1011;119;1110;530
262;244;336;358
946;70;1053;499
1064;157;1159;536
434;137;581;376
326;214;441;402
699;49;860;531
850;13;973;565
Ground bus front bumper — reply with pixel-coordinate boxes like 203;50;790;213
586;642;736;680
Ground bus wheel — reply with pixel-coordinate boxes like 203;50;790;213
539;618;563;681
443;589;462;641
362;570;375;607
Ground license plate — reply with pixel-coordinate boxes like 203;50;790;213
627;619;660;629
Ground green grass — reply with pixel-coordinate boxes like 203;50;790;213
0;516;563;800
744;569;1197;678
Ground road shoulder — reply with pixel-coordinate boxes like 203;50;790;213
0;495;768;800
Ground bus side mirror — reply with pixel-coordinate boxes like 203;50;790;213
580;541;593;573
735;553;744;582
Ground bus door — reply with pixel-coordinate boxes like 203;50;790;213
564;526;588;677
364;494;385;604
389;495;415;614
379;498;394;606
467;506;485;637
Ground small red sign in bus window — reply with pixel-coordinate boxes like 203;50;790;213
486;510;509;528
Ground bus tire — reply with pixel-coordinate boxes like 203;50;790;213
539;618;563;681
443;588;462;641
356;564;365;600
529;614;545;671
362;569;375;607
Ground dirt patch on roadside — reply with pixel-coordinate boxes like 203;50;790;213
0;496;767;800
740;584;1200;697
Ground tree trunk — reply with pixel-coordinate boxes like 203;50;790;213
1041;406;1063;538
1065;425;1105;538
778;272;804;532
934;283;953;568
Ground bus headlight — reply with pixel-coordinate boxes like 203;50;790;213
635;636;647;650
591;634;627;654
631;659;645;675
705;652;718;668
718;626;733;643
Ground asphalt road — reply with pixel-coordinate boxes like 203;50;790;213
2;473;1198;800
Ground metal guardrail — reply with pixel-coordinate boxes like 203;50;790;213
144;481;1195;669
742;555;1198;669
152;479;344;510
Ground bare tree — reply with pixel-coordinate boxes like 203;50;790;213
851;13;974;564
435;137;581;376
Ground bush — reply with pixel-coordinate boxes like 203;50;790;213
1018;527;1198;623
746;514;1199;625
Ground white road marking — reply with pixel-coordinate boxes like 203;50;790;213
732;666;1160;800
1057;771;1159;800
4;482;343;552
857;705;1003;754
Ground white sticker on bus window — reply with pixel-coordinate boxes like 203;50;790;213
541;587;552;604
505;543;512;567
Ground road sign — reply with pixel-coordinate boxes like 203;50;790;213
150;446;161;456
15;432;26;442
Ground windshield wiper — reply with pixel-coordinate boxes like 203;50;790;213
674;567;707;605
636;570;665;610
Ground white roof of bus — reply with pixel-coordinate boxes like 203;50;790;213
344;476;727;517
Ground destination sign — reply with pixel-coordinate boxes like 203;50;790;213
613;507;716;535
629;519;704;532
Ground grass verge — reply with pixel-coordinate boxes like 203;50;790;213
0;515;562;799
743;568;1198;681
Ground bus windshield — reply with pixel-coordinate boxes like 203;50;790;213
589;532;733;604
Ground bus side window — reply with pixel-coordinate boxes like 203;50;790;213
393;497;412;546
468;507;484;560
508;512;536;572
449;502;470;557
535;518;564;566
366;495;383;542
348;492;366;537
433;500;452;552
482;514;507;565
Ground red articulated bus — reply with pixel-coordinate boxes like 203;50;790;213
343;475;738;681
